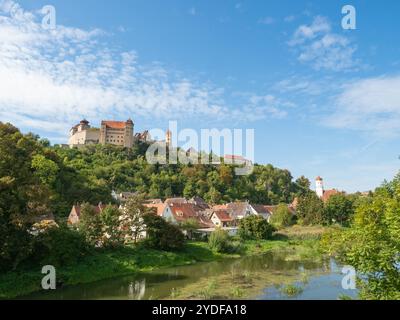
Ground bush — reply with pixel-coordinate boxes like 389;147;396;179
143;213;185;251
238;215;274;240
208;229;232;253
31;225;89;267
270;204;295;229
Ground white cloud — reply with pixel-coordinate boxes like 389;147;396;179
325;75;400;137
239;94;294;121
0;1;290;140
288;16;359;72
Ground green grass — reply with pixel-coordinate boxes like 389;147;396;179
0;228;326;299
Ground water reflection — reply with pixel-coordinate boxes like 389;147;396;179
22;253;358;300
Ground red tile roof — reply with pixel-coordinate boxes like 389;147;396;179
101;121;127;129
169;203;197;222
213;210;233;222
322;189;340;202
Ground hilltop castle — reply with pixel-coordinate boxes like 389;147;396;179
69;119;134;148
68;119;171;149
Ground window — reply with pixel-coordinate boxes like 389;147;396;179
176;210;184;217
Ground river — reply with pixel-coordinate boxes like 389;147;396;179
22;250;358;300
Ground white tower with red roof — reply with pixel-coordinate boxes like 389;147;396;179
316;176;324;198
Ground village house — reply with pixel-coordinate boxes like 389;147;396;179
210;210;234;227
163;203;211;228
67;203;107;225
249;204;275;221
223;201;254;221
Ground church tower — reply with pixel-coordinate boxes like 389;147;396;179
316;176;324;198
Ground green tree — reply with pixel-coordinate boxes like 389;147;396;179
32;224;88;267
143;213;185;251
120;195;152;243
31;154;59;187
100;205;123;247
204;187;222;204
0;123;52;270
295;176;311;196
78;203;103;246
323;193;354;225
238;215;274;240
322;181;400;299
270;204;295;229
296;192;324;225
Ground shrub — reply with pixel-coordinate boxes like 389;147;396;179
143;213;185;251
270;204;295;229
238;215;274;240
31;225;89;267
208;229;231;253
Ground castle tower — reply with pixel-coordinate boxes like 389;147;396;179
99;121;107;145
78;119;90;131
166;129;172;147
316;176;324;198
124;118;134;148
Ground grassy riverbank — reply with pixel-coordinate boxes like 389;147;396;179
0;226;329;299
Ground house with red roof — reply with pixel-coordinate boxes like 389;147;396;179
210;210;234;227
68;203;107;225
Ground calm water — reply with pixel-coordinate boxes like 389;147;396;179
22;251;358;300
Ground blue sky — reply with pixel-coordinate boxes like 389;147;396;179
1;0;400;192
